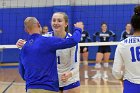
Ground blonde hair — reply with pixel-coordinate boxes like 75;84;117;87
24;17;39;30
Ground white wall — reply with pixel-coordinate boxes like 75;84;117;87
53;0;70;5
0;0;140;8
74;0;140;5
0;0;54;8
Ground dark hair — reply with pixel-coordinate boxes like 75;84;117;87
43;26;48;29
101;22;107;26
126;23;131;25
131;5;140;31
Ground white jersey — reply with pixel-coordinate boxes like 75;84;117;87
42;32;53;37
112;36;140;84
57;33;80;87
43;32;80;87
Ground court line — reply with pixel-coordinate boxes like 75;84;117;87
2;79;15;93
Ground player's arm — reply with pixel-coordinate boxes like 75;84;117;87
93;32;98;42
112;43;124;80
61;45;79;82
50;22;83;50
61;62;79;83
86;32;91;42
70;45;79;76
110;31;116;41
70;61;79;77
120;31;125;41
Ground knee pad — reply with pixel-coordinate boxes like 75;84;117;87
95;63;101;68
103;63;109;68
83;61;88;65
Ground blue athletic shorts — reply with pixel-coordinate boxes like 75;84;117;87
59;81;80;91
123;79;140;93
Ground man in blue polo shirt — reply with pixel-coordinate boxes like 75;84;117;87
18;17;83;93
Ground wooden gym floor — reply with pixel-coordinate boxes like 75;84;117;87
0;62;123;93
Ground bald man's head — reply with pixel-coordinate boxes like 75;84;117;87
24;17;41;34
24;17;39;30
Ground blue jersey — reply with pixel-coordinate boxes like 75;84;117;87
19;27;82;92
93;30;116;42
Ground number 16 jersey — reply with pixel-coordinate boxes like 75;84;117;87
113;36;140;84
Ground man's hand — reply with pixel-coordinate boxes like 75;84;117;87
16;39;26;48
74;22;84;32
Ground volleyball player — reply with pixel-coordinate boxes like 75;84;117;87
17;12;80;93
51;12;80;93
120;23;133;40
79;22;91;79
42;25;48;34
112;6;140;93
18;17;83;93
92;23;116;80
42;25;52;37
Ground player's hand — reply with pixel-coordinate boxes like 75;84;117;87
74;22;84;32
61;72;72;82
16;39;26;48
83;47;87;52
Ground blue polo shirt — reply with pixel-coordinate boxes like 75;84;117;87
19;27;82;92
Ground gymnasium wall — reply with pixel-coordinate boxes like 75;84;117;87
0;0;138;62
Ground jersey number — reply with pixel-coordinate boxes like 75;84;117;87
130;46;140;62
57;56;60;64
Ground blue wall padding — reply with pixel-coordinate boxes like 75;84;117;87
0;4;136;62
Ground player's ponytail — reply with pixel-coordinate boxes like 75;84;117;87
131;5;140;31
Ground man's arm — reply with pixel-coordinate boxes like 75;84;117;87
19;62;25;80
19;52;25;80
50;22;83;50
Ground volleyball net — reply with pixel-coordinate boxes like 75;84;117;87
0;42;119;63
0;42;119;49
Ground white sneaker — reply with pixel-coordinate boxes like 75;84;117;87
84;73;89;79
102;73;108;81
91;73;102;79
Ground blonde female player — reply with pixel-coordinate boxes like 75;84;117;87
51;12;80;93
16;12;80;93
